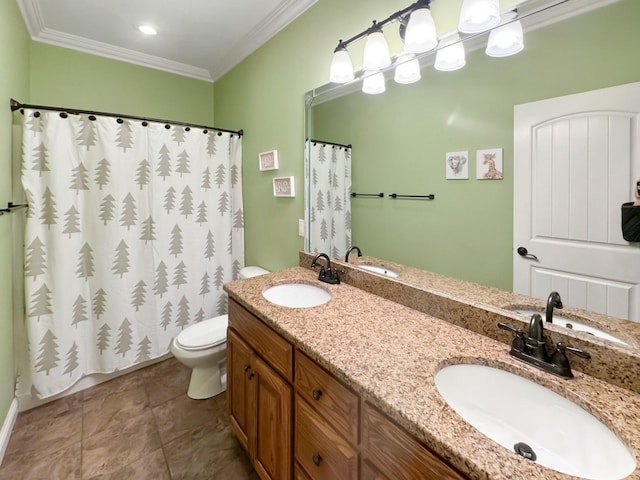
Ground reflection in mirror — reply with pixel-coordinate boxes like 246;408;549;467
305;0;640;350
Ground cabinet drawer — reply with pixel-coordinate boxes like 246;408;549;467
228;298;293;381
295;350;359;444
362;403;465;480
295;395;358;480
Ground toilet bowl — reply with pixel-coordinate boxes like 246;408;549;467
171;266;269;399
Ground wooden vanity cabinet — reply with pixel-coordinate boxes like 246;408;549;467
227;299;293;480
227;297;466;480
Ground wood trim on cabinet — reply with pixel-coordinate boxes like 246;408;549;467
228;298;293;381
362;402;466;480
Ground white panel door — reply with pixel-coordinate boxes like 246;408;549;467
514;82;640;322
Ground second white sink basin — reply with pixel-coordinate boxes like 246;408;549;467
262;283;331;308
358;264;399;278
435;364;635;479
514;309;629;346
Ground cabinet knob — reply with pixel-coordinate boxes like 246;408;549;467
248;372;255;380
312;453;322;466
244;365;251;372
312;389;323;400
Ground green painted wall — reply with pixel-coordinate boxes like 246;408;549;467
214;0;640;287
29;43;214;125
0;0;30;423
313;1;640;290
213;0;420;271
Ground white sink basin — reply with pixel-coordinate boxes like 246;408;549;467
262;283;331;308
514;309;629;346
435;364;635;479
358;264;399;278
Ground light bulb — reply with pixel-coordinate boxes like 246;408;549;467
435;42;466;71
394;53;421;84
363;29;391;70
138;24;157;35
404;8;438;54
329;47;355;83
458;0;500;34
362;71;386;94
486;21;524;57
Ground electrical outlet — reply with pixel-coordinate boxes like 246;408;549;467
298;219;305;237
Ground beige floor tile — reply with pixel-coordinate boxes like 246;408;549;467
0;441;81;480
81;409;161;478
82;385;149;438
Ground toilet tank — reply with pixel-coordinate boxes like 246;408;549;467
239;266;269;279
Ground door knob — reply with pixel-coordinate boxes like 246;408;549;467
517;247;538;261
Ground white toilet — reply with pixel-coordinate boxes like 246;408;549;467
171;266;269;399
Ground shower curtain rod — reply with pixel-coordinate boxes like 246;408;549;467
9;99;243;136
308;138;352;149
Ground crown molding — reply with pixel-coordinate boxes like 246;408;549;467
210;0;318;82
17;0;317;83
35;27;213;82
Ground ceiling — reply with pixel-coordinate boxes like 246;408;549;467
16;0;318;83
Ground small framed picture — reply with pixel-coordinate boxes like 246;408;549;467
476;148;503;180
445;151;469;179
273;176;295;197
259;150;279;171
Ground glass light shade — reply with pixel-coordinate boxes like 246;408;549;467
486;21;524;57
435;42;466;71
329;48;355;83
363;30;391;70
362;71;386;94
458;0;500;33
394;53;421;84
404;8;438;54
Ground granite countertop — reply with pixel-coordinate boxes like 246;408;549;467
335;254;640;350
224;266;640;480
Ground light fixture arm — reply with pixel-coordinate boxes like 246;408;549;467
333;0;433;51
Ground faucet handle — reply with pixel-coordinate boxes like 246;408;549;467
556;343;590;360
498;322;524;336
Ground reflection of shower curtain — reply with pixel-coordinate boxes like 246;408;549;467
18;109;244;399
305;141;351;258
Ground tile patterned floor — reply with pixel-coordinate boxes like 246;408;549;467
0;358;258;479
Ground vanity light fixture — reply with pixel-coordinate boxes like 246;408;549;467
362;71;386;94
435;38;466;71
329;0;526;90
363;22;392;70
486;20;524;57
328;0;436;84
394;53;421;84
329;43;355;83
138;24;157;35
458;0;501;33
404;6;438;54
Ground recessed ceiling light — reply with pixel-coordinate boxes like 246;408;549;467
138;24;157;35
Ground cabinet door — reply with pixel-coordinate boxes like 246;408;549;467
227;328;254;453
253;354;293;480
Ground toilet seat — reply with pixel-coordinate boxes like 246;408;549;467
175;314;228;351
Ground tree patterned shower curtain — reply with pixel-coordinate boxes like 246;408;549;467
305;141;351;258
17;109;244;399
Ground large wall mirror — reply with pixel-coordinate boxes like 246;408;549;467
304;0;640;349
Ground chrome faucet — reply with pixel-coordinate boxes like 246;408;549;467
498;315;590;378
546;291;563;323
311;253;341;285
345;246;362;263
